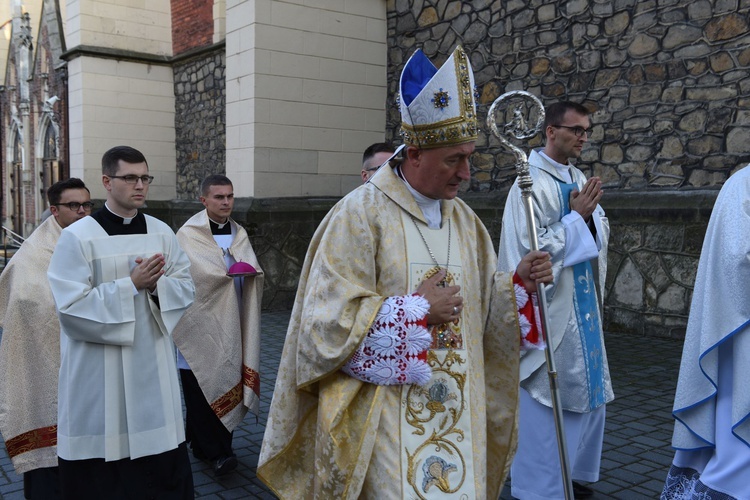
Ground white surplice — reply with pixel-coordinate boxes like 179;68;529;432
48;215;195;461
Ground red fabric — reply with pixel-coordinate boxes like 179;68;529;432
513;272;543;349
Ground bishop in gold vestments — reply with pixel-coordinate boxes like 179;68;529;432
258;46;552;500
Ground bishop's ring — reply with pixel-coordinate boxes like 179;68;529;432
453;306;458;315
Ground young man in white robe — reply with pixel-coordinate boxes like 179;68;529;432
258;45;553;499
173;174;263;477
0;178;91;499
47;145;195;499
661;164;750;500
497;101;613;500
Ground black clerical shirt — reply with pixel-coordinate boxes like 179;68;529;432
91;206;148;236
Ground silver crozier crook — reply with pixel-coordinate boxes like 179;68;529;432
487;91;574;500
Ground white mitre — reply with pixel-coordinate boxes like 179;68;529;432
399;45;478;149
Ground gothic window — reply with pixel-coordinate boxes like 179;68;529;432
40;124;60;199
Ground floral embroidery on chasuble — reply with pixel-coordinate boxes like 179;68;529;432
399;212;477;499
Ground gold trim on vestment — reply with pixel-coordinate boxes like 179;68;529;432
242;364;260;396
211;382;242;419
5;425;57;457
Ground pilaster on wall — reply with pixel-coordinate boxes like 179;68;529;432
213;0;225;43
226;0;388;198
67;56;177;200
65;0;176;200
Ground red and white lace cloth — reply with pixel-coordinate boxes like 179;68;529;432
341;294;432;386
342;276;545;386
513;272;545;351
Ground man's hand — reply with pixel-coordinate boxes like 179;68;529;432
516;251;553;293
569;177;603;222
415;270;463;325
131;253;166;293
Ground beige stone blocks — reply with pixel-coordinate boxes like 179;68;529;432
68;0;172;56
227;0;388;198
67;56;176;200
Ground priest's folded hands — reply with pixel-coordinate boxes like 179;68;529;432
131;253;166;292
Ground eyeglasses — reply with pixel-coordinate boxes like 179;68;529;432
108;175;155;184
55;202;94;211
552;125;593;138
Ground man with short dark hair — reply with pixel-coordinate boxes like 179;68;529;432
361;142;395;182
0;178;91;499
498;101;612;499
47;145;195;499
173;174;264;477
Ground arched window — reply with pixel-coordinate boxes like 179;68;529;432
40;123;60;200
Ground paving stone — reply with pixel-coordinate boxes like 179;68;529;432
0;312;686;499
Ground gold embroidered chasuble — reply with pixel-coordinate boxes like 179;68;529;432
258;165;521;499
173;210;264;429
0;216;62;474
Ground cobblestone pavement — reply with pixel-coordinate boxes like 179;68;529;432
0;311;683;499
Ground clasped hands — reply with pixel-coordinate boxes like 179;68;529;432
416;251;552;325
131;253;166;293
570;176;602;223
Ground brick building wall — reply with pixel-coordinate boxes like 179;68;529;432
171;0;214;55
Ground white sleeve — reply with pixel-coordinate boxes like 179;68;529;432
561;210;600;267
48;230;137;346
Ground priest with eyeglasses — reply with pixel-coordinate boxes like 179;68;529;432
497;100;612;500
47;145;195;499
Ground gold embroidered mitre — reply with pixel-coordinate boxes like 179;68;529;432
399;46;477;149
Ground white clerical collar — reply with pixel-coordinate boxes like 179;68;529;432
104;202;137;224
539;150;573;183
208;217;229;229
394;166;442;229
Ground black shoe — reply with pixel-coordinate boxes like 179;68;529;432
213;455;238;476
572;481;594;498
191;446;207;461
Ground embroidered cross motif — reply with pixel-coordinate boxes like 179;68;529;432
432;88;451;109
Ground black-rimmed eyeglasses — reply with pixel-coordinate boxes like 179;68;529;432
552;125;592;138
108;175;155;184
55;202;94;211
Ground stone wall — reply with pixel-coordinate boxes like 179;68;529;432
173;45;226;200
147;191;713;339
602;192;715;338
386;0;750;190
383;0;749;336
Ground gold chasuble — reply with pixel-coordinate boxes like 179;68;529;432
258;164;521;499
173;210;264;429
0;217;62;474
